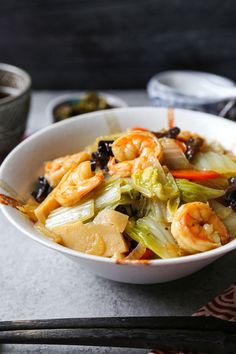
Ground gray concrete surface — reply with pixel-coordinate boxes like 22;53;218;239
1;91;236;353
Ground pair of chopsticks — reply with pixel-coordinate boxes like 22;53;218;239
0;317;235;353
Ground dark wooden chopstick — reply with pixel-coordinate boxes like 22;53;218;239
1;316;236;331
0;317;235;353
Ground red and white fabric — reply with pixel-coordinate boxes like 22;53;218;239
150;282;236;354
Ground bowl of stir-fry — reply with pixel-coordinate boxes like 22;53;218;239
1;107;236;284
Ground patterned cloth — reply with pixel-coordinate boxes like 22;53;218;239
194;283;236;321
150;283;236;354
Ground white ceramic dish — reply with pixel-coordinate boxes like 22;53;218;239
1;107;236;284
46;92;128;123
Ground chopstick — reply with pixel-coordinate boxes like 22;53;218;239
0;317;235;353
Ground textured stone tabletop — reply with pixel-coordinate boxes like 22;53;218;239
1;91;236;354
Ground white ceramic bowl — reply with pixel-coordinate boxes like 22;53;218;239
46;92;128;123
1;107;236;284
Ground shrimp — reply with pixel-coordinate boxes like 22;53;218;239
45;151;90;187
55;161;104;207
107;158;134;178
108;131;163;177
171;202;229;254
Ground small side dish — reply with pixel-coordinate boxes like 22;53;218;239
53;92;116;122
12;124;236;261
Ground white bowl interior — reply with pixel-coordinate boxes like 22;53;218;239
1;107;236;283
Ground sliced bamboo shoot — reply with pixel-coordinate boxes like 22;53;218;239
53;222;128;257
93;209;128;232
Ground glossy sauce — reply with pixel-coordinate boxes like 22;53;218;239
0;193;20;208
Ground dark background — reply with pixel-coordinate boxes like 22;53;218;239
1;0;236;89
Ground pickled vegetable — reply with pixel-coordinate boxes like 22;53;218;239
53;92;114;122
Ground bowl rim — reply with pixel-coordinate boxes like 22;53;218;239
0;63;31;105
1;106;236;266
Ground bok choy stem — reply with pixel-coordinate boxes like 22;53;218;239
125;216;181;258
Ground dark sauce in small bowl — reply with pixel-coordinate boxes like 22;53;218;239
0;92;11;99
0;86;19;101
